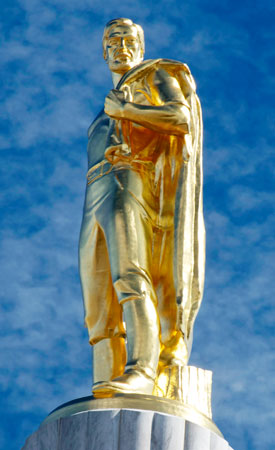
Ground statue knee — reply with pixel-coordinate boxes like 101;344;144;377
113;273;157;305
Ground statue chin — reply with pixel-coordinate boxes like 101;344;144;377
108;58;142;75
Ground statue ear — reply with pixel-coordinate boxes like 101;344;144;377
139;48;144;62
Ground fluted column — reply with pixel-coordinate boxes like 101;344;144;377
23;408;234;450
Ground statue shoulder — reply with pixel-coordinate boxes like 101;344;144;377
118;59;196;93
155;59;196;93
156;58;192;75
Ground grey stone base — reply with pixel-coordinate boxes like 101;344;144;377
23;408;234;450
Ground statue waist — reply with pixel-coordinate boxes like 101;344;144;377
86;158;155;185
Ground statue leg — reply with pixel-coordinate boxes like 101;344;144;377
93;297;160;396
93;171;160;395
79;180;127;390
79;216;125;345
93;337;126;388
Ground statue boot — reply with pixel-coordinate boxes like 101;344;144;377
93;297;160;396
92;337;126;391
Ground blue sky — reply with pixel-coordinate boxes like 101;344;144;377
0;0;274;449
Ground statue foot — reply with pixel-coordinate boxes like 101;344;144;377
159;331;188;368
92;369;155;396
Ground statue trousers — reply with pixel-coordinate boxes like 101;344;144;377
79;167;177;345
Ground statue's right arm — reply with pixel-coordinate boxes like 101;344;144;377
104;69;190;136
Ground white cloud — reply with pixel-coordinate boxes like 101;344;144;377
228;185;275;212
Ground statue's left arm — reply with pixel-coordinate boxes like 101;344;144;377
104;68;190;136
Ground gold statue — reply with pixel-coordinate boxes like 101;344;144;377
79;18;205;399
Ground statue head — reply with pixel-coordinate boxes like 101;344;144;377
103;18;145;75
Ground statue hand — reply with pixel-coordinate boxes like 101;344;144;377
104;89;126;119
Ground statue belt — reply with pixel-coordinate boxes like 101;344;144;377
86;158;155;185
87;160;113;185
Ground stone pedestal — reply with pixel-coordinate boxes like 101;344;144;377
22;396;234;450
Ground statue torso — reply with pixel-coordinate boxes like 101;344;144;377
86;66;186;228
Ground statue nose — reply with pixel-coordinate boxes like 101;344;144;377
119;38;127;48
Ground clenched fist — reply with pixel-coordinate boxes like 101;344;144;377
104;89;126;119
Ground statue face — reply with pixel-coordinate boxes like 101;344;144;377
105;25;143;74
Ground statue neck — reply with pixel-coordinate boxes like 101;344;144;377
111;71;123;88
